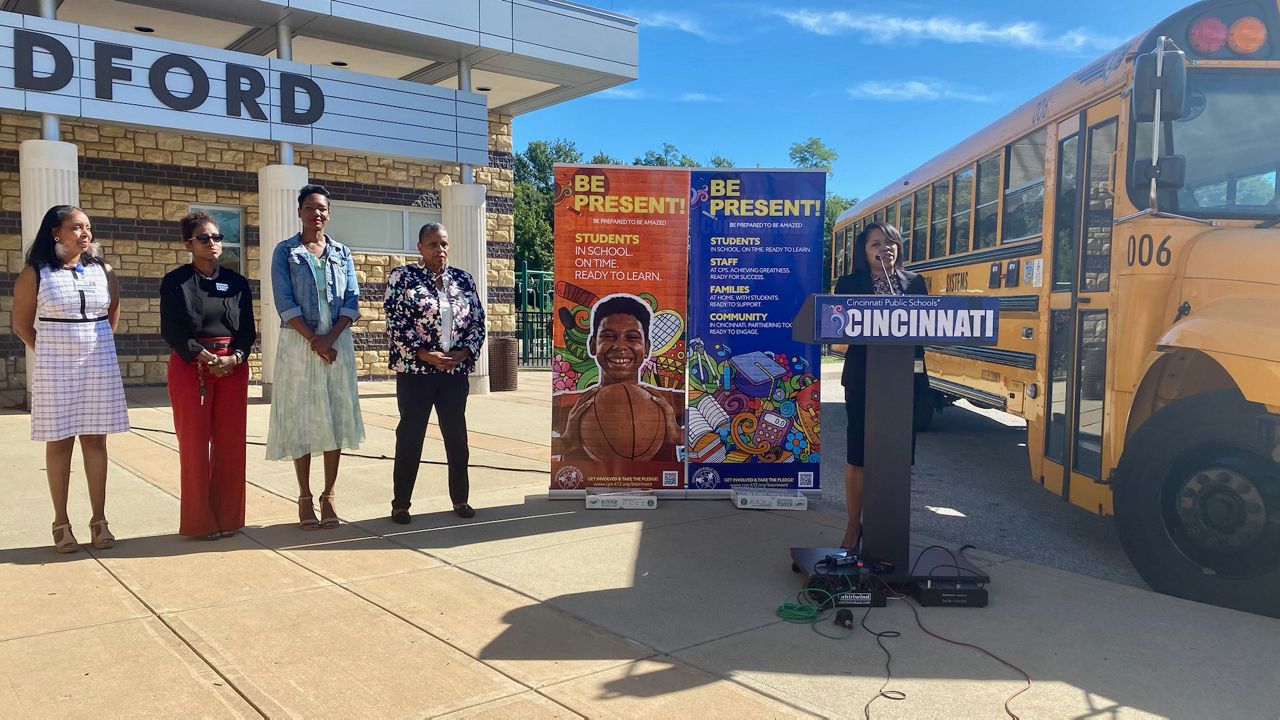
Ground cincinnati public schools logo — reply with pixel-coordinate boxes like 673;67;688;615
691;467;721;490
555;466;584;489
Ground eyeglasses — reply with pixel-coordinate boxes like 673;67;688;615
190;233;225;244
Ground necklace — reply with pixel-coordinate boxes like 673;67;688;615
192;262;220;281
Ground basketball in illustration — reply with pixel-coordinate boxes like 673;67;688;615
578;383;667;462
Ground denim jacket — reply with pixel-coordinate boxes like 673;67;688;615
271;233;360;330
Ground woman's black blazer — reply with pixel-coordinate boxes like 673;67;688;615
833;268;928;389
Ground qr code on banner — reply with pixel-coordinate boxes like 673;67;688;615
798;472;814;488
662;471;678;487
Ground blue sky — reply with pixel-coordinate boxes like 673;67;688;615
515;1;1189;201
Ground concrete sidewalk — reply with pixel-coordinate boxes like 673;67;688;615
2;370;1277;719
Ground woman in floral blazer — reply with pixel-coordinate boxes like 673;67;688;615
384;222;487;523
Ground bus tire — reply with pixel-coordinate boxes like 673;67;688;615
1114;390;1280;617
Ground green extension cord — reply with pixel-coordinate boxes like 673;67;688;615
776;586;855;640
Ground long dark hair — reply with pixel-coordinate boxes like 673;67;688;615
851;220;904;275
25;205;102;270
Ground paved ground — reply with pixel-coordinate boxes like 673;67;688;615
816;363;1143;588
2;369;1278;719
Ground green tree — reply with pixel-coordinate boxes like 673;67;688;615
513;182;554;272
589;151;625;165
515;138;581;194
634;143;698;167
789;136;839;176
707;153;735;168
513;139;581;272
823;192;857;290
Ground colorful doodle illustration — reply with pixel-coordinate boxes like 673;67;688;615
685;336;820;465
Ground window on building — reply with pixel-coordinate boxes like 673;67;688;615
973;153;1000;249
327;201;444;254
950;167;974;255
1002;128;1048;242
191;205;244;273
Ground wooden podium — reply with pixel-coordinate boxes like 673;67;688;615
791;293;999;586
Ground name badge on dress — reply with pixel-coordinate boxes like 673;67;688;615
72;278;97;291
215;282;229;292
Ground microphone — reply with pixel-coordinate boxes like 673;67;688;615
874;254;900;294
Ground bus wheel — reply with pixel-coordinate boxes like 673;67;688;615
1114;390;1280;617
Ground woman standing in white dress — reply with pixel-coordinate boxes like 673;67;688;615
266;184;365;529
12;206;129;553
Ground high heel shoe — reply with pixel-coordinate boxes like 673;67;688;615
89;519;115;549
298;495;320;531
318;493;339;529
52;523;80;554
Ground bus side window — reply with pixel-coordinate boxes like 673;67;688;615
912;189;929;261
930;177;950;258
1003;128;1048;243
898;197;913;262
974;153;1000;249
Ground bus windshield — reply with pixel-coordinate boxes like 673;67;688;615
1133;70;1280;219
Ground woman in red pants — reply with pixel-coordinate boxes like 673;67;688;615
160;211;256;539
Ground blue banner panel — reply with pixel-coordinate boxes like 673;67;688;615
815;295;1000;345
686;170;826;492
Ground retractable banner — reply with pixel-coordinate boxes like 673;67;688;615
685;170;826;493
550;166;690;493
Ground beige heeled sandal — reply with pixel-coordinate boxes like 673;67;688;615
298;495;320;530
52;523;80;554
318;493;340;529
89;519;116;549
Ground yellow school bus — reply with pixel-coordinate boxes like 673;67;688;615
833;0;1280;615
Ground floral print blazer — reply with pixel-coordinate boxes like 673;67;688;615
385;264;487;375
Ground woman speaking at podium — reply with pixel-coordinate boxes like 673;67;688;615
834;221;928;550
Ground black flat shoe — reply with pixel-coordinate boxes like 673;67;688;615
391;508;412;525
453;503;475;519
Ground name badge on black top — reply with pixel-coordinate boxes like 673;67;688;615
215;282;229;292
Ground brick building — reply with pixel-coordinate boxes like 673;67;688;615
0;0;637;397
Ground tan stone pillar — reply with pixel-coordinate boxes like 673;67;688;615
441;183;489;394
257;164;309;400
20;140;79;401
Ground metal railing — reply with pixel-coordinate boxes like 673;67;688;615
516;263;554;367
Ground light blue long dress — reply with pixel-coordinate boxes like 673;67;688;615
264;252;365;460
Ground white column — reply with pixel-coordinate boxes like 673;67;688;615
441;183;489;394
20;140;79;400
257;164;309;399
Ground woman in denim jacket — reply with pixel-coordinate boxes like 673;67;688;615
265;184;366;530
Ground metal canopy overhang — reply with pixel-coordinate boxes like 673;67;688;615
16;0;638;116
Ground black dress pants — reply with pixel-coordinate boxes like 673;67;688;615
392;371;470;509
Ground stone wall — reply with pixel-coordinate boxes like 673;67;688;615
0;111;516;390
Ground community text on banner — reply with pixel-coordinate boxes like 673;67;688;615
686;170;825;493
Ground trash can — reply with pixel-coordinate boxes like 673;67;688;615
489;337;518;392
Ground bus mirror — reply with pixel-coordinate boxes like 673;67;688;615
1132;155;1186;190
1133;46;1187;122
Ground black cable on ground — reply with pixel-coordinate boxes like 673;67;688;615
874;576;1032;719
859;601;905;719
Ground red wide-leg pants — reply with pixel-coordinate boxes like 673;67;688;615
168;353;249;536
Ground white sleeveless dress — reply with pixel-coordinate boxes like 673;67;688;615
30;263;129;441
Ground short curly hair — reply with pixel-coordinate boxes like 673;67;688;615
180;211;216;241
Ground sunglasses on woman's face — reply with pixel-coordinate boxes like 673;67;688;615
190;233;224;244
